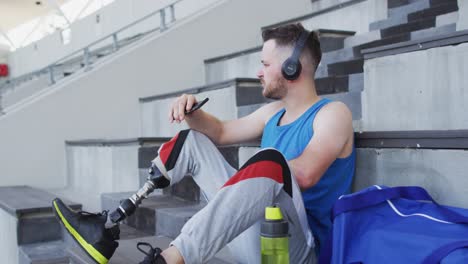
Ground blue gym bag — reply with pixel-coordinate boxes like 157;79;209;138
319;185;468;264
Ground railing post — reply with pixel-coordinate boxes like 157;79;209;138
112;33;119;52
83;47;91;70
170;4;176;23
160;8;167;32
48;65;55;85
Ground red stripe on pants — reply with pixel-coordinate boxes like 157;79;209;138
159;133;180;165
223;160;283;188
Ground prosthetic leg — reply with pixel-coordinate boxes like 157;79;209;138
52;98;209;264
109;163;170;223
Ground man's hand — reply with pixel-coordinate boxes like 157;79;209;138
169;94;197;123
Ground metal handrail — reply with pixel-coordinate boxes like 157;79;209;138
0;0;183;92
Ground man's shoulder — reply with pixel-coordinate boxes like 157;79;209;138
313;100;353;128
255;101;285;123
319;101;352;119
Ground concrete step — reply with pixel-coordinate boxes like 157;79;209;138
436;11;459;27
0;186;81;264
428;0;458;8
327;58;364;76
140;77;362;139
204;48;261;84
0;186;82;245
353;146;468;209
407;1;459;22
203;29;354;84
354;32;411;54
378;1;456;34
387;0;411;9
60;138;172;211
344;31;382;49
388;0;431;18
380;17;436;39
18;240;70;264
316;75;349;95
139;78;267;137
316;73;364;96
369;13;408;31
316;29;355;53
101;193;202;235
321;47;358;65
410;23;456;40
62;137;257;212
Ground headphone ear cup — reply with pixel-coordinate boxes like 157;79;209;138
282;58;302;81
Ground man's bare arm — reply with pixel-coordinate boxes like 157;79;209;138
289;102;354;190
169;94;283;145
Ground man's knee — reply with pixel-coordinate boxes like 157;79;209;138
242;148;289;170
223;148;292;196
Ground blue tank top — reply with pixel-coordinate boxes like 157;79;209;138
261;98;356;254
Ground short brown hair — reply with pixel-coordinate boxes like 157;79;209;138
262;23;322;72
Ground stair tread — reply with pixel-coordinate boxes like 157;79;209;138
381;17;436;38
0;186;81;216
327;58;364;76
19;240;69;264
407;2;459;22
355;33;411;53
102;192;204;235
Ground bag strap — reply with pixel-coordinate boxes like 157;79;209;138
422;240;468;264
332;186;468;224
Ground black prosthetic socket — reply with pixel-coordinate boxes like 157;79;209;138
109;163;170;223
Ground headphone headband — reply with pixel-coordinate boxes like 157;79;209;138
281;31;310;81
290;31;309;64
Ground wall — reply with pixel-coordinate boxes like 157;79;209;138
0;209;18;264
362;43;468;131
0;0;312;189
64;143;140;211
357;41;468;207
302;0;387;34
354;148;468;208
7;0;220;78
457;0;468;30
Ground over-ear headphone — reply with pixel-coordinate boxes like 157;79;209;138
281;31;309;81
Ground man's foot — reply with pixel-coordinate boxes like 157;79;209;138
52;198;120;264
137;242;167;264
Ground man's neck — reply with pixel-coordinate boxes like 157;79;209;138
280;81;320;124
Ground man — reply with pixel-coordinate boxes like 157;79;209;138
53;23;355;264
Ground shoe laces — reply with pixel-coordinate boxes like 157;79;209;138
137;242;162;263
77;209;109;217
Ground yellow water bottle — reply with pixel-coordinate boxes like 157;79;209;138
261;205;289;264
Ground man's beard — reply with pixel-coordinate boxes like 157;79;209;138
262;77;287;100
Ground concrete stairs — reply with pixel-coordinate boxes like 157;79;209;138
0;186;81;264
200;0;458;128
40;137;251;263
139;78;269;137
1;171;236;263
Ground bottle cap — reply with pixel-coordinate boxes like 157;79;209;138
265;206;283;220
261;206;289;237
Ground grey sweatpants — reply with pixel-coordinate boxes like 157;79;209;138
152;130;316;264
